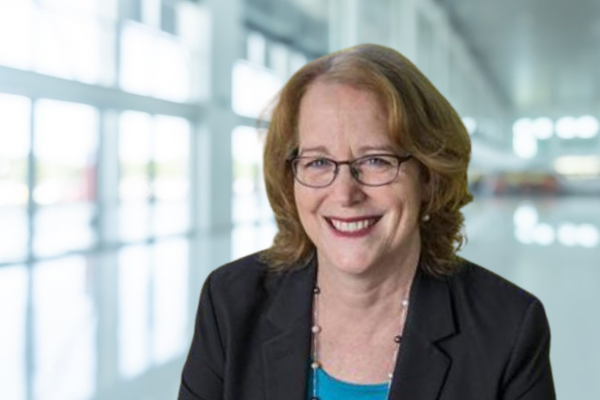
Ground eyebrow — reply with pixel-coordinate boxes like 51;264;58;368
297;146;330;156
298;144;399;156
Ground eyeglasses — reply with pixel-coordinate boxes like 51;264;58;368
289;153;412;188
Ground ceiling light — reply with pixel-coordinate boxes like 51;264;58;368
576;115;599;139
556;117;577;139
557;223;578;247
533;223;555;246
554;156;600;176
515;227;534;245
513;203;538;228
532;117;553;139
512;118;532;136
513;130;538;159
577;224;600;248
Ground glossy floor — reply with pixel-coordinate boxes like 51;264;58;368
0;196;598;400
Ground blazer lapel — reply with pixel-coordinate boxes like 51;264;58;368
389;269;457;400
262;258;316;400
260;258;457;400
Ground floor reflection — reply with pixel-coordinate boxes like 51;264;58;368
460;196;600;400
33;256;96;400
118;245;151;380
117;239;190;381
0;265;28;400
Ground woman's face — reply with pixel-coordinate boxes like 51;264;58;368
294;81;425;276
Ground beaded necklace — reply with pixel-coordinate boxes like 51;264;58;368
310;285;410;400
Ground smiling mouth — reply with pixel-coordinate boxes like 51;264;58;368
326;217;381;233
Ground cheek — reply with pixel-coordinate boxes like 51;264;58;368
294;186;318;222
293;186;305;214
294;188;325;245
385;184;423;225
399;171;426;210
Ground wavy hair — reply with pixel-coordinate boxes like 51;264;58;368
260;44;473;277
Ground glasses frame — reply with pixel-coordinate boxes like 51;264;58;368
288;153;413;188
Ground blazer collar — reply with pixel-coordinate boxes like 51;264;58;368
389;268;457;399
261;257;457;400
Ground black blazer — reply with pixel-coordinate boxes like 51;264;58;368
178;252;555;400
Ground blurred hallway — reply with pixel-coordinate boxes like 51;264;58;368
1;0;599;399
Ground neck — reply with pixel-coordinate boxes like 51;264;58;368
316;246;419;317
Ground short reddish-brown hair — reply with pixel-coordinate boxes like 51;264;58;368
260;44;473;277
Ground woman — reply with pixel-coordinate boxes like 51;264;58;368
179;44;555;400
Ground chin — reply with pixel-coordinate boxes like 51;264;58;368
318;247;379;276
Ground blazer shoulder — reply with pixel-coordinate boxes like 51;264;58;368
445;259;554;397
210;251;269;281
447;258;545;329
452;258;541;305
205;251;288;304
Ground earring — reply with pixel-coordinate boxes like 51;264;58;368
422;214;431;222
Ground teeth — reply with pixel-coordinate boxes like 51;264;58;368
330;219;375;232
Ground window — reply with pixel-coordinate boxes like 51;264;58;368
120;21;192;101
118;111;191;242
231;126;276;259
34;100;99;257
0;94;30;264
0;1;206;397
230;32;311;259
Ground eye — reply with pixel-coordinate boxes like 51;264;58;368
367;157;388;165
303;158;333;169
363;156;393;167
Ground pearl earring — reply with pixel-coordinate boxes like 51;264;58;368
422;214;431;222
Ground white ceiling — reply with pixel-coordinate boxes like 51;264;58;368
438;0;600;116
248;0;600;117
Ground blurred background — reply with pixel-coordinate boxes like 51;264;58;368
0;0;598;399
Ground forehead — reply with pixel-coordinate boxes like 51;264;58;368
297;81;393;152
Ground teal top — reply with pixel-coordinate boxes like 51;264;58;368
307;367;389;400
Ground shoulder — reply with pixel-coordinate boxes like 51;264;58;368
206;251;284;298
441;259;554;395
448;257;540;309
443;257;549;344
202;251;298;321
208;251;270;285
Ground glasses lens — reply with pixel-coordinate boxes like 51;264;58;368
293;157;336;187
353;155;400;185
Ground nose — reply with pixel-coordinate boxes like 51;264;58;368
329;164;366;205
